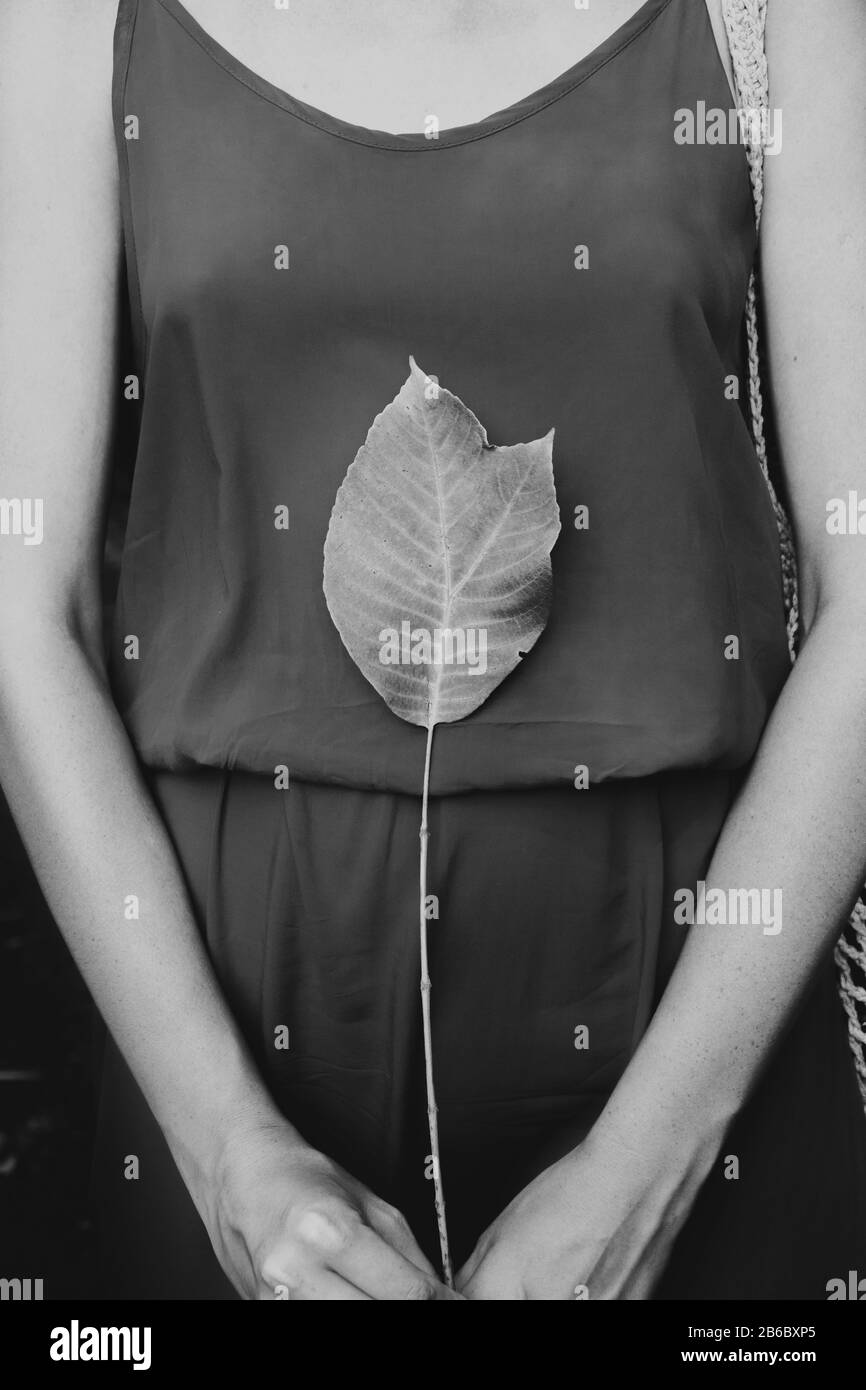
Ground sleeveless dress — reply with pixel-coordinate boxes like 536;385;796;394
94;0;866;1298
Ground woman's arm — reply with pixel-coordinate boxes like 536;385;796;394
458;0;866;1299
0;1;455;1301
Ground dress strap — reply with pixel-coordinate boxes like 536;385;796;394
112;0;147;370
704;0;738;103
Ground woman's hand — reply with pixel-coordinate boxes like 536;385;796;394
455;1122;723;1301
199;1118;461;1300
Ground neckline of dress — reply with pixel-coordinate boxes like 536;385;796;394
154;0;675;152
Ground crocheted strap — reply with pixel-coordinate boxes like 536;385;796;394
721;1;797;659
721;0;768;220
721;0;866;1112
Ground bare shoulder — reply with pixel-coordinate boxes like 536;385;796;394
766;0;866;80
0;0;123;595
0;0;120;250
0;0;119;65
758;0;865;620
762;0;864;198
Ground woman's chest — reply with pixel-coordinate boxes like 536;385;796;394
171;0;658;134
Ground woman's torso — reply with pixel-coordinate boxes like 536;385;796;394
109;0;791;793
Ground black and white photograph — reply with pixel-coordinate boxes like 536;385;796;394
1;0;865;1350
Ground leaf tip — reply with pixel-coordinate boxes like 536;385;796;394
409;356;437;402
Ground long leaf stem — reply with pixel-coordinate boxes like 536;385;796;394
419;715;453;1286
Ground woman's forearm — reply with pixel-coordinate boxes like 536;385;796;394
592;598;866;1160
0;615;291;1194
456;604;866;1301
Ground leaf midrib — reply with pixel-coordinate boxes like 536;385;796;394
418;394;455;729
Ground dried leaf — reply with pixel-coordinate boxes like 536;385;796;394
323;358;560;728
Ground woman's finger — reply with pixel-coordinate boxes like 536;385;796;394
286;1272;372;1301
454;1243;485;1292
259;1266;372;1300
332;1224;461;1300
459;1269;519;1300
365;1200;440;1277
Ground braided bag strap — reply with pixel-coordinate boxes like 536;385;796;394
722;0;866;1108
721;0;797;656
